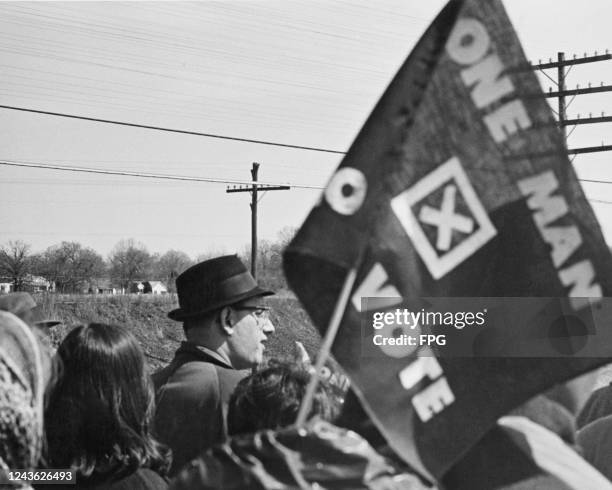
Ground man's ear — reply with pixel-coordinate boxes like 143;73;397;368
219;306;234;335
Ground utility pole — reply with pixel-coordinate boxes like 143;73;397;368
532;51;612;154
557;52;567;140
226;163;290;278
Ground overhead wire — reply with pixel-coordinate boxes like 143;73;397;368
0;2;429;150
3;158;606;205
0;5;398;87
3;2;411;59
0;84;367;137
581;178;612;185
0;79;364;131
0;160;326;189
589;198;612;205
0;3;420;150
0;4;608;200
0;105;347;154
0;62;372;111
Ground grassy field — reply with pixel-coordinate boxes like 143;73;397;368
35;292;323;371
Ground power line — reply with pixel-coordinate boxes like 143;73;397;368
581;178;612;185
0;159;325;189
589;198;612;205
2;158;609;192
0;104;347;155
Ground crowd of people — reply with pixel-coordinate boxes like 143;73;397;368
2;254;612;489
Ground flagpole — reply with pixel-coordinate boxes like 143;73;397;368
295;264;359;426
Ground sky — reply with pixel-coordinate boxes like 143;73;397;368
0;0;611;259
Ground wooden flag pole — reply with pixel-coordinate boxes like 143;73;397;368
295;265;359;427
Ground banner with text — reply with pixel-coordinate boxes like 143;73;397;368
283;0;612;481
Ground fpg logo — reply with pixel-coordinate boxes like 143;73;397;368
391;157;496;279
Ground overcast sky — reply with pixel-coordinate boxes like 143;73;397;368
0;0;610;258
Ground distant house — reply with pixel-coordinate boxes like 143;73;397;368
23;275;53;293
147;281;168;295
130;280;168;294
0;275;53;293
88;278;118;295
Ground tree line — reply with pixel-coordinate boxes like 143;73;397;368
0;227;294;294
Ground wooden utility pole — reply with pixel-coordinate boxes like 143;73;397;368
250;163;259;278
557;52;567;140
533;51;612;154
226;163;289;278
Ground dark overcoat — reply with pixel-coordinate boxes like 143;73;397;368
152;342;246;476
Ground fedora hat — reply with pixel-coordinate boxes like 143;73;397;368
0;292;61;329
168;255;274;321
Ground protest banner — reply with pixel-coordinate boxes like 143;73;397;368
283;0;612;480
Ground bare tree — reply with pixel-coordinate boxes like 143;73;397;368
36;241;106;293
0;240;32;291
109;239;153;290
153;250;193;293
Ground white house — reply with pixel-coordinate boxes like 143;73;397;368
24;275;54;292
147;281;168;295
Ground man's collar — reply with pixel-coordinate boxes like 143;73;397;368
177;341;234;369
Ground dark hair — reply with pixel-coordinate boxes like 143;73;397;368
227;361;338;436
44;323;170;480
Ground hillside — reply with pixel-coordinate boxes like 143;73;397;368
36;293;323;371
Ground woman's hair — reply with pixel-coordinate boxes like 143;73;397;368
227;361;338;436
44;323;170;480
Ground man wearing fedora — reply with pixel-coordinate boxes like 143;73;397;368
152;254;275;475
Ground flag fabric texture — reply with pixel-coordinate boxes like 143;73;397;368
169;419;429;490
443;416;612;489
283;0;612;481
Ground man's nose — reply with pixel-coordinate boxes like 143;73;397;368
262;318;275;334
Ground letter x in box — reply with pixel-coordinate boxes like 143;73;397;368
391;157;497;280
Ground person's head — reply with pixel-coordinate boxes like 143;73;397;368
0;293;62;397
227;361;338;435
0;292;61;329
168;255;276;369
184;296;275;370
0;311;47;471
44;323;169;479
